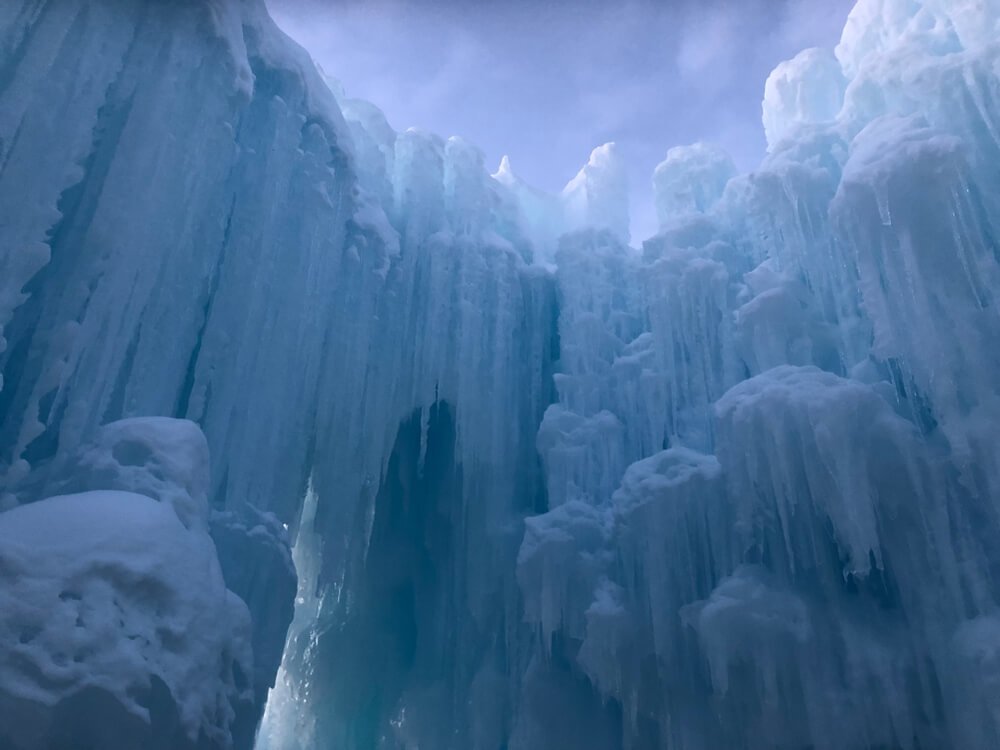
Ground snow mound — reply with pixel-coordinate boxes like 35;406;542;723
0;491;253;750
518;500;612;647
611;447;721;517
50;417;212;530
715;365;917;576
683;565;810;695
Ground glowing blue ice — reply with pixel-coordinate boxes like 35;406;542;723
2;0;1000;748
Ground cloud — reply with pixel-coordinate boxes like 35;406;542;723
266;0;854;240
675;6;742;80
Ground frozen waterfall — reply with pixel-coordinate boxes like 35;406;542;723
2;0;1000;748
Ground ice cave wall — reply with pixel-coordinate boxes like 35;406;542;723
1;1;557;747
2;0;1000;749
510;5;1000;746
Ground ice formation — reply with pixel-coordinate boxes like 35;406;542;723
0;419;256;750
2;0;1000;748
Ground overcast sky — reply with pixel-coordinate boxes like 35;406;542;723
267;0;854;241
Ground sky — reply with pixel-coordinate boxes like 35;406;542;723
267;0;855;241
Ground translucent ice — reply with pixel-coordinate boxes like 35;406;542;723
3;0;1000;748
561;143;631;242
653;142;736;226
762;47;847;149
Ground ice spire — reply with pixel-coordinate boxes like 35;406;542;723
493;154;516;185
561;142;630;242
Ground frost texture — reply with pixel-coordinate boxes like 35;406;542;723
3;0;1000;749
562;142;631;243
0;491;252;750
762;47;847;148
653;142;736;224
0;418;257;750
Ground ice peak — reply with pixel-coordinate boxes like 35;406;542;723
493;154;516;185
563;142;622;191
562;142;630;242
586;141;620;168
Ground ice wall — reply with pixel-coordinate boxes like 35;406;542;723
1;1;556;747
512;1;1000;747
2;0;1000;749
0;1;362;742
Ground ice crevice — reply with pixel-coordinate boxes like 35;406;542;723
3;0;1000;748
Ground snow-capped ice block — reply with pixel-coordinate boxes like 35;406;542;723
831;0;1000;143
536;406;626;509
682;565;810;696
835;0;947;78
835;114;1000;493
715;366;910;576
653;143;736;226
550;229;644;416
612;447;722;519
643;245;736;448
608;333;670;461
735;260;840;375
837;21;969;138
561;143;630;242
929;0;1000;49
574;578;634;702
610;448;728;659
737;127;870;368
517;499;611;645
0;490;253;750
762;48;847;150
47;417;211;529
642;213;720;260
